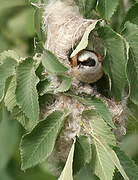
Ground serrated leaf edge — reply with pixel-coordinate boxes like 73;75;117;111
16;59;40;128
20;110;69;170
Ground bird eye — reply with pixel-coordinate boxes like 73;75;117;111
78;57;96;67
77;50;98;68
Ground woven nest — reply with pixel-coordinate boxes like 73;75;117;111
43;0;95;67
41;0;127;164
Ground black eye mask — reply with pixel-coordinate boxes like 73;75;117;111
78;57;96;67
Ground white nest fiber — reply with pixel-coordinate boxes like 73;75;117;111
43;0;94;67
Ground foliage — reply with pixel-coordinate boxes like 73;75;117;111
70;20;99;58
42;50;68;73
58;140;75;180
0;0;138;180
97;26;126;101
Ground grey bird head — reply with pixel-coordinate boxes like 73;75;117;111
71;50;103;83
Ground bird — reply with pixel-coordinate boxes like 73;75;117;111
71;50;103;83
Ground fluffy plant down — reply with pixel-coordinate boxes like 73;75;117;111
43;0;94;66
41;0;127;164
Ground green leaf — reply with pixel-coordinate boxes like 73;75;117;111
127;52;138;105
0;58;17;101
56;75;72;93
83;110;116;146
20;110;69;170
77;136;92;164
42;50;68;73
38;74;72;95
97;0;119;20
110;150;129;180
74;165;99;180
34;8;45;42
65;92;115;128
74;0;97;18
58;139;75;180
0;107;18;169
12;106;32;132
37;78;50;96
123;22;138;105
127;98;138;122
83;111;116;180
83;110;129;180
93;140;115;180
85;95;115;128
92;140;129;180
111;0;126;32
122;3;138;27
73;136;92;174
70;21;99;58
114;147;138;180
98;26;126;101
0;50;19;62
35;62;45;81
16;58;40;130
34;8;42;40
4;75;17;112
